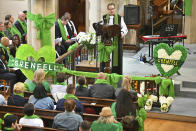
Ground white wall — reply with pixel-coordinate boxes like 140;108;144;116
0;0;27;22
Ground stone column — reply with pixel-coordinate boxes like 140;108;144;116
27;0;55;51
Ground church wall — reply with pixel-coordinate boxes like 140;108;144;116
0;0;27;22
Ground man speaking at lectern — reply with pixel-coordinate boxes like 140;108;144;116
101;2;128;75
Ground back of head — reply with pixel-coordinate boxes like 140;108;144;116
61;15;69;21
78;76;86;90
79;120;91;131
5;14;11;21
1;37;9;47
64;98;76;112
13;82;25;94
122;75;132;91
121;115;138;131
33;69;46;84
33;84;47;99
66;84;75;94
98;107;117;124
116;89;136;118
4;115;18;128
56;73;65;83
24;103;34;116
97;72;106;80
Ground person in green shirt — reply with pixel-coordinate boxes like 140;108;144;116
91;107;123;131
27;69;50;92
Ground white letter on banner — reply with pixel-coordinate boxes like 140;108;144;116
37;63;42;69
43;64;48;71
14;60;18;66
31;62;36;70
54;65;57;71
25;62;29;69
19;60;24;68
49;64;53;71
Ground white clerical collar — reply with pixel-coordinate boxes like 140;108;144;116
110;16;114;18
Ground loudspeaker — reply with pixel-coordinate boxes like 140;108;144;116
124;4;140;25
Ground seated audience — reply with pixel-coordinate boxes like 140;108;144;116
89;72;115;99
75;76;89;97
28;84;54;110
8;82;27;106
56;84;84;113
91;107;123;131
115;75;132;97
27;69;50;92
53;98;83;130
79;120;91;131
0;94;6;105
0;22;6;40
9;34;21;58
51;73;67;102
19;103;44;127
4;21;13;39
0;37;16;93
120;115;138;131
3;114;22;131
5;14;14;24
111;89;136;118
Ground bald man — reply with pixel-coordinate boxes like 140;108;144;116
89;72;115;99
14;11;27;44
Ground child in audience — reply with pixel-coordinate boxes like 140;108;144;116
28;84;54;110
0;94;6;105
51;73;67;102
8;82;27;107
79;120;91;131
3;114;22;131
53;98;83;130
19;103;44;127
91;107;122;131
27;69;50;92
56;84;84;113
75;76;89;97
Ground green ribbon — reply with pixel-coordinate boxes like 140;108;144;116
106;13;119;67
0;31;6;37
4;127;14;130
0;118;2;130
136;108;147;131
138;96;148;108
111;102;117;118
64;94;78;100
77;84;88;88
106;73;122;89
98;42;115;62
56;82;67;85
185;0;192;16
0;43;12;58
23;114;40;119
57;19;68;41
158;79;175;98
17;19;27;34
13;92;24;97
8;28;14;36
27;12;56;47
11;24;22;39
4;113;13;118
94;79;109;85
68;43;78;52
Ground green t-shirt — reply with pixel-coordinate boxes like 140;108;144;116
91;121;123;131
27;80;50;93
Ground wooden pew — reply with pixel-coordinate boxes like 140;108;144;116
21;125;64;131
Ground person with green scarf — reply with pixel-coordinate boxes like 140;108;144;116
19;103;44;127
14;11;27;44
101;2;128;75
7;82;27;107
75;76;89;97
56;84;84;113
0;22;6;40
89;72;116;99
3;114;22;131
55;15;73;57
4;21;14;40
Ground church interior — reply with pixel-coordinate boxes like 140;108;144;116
0;0;196;131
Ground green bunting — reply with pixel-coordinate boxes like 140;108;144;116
57;19;68;41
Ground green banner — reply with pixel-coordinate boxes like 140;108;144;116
185;0;192;16
8;57;63;72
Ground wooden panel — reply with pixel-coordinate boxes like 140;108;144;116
145;118;196;131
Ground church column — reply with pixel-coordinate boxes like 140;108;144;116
27;0;55;51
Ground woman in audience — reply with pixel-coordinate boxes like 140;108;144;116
28;84;54;110
115;75;132;97
0;94;6;105
75;76;89;97
53;98;83;130
111;89;137;118
51;72;67;102
3;114;22;131
9;34;21;58
4;21;13;40
91;107;123;131
56;84;84;113
27;69;50;92
19;103;44;127
8;82;27;107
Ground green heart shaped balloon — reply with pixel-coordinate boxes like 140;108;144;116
153;43;187;77
15;44;56;80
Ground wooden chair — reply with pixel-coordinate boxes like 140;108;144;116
0;79;10;96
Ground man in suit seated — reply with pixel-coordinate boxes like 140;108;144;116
89;72;115;99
